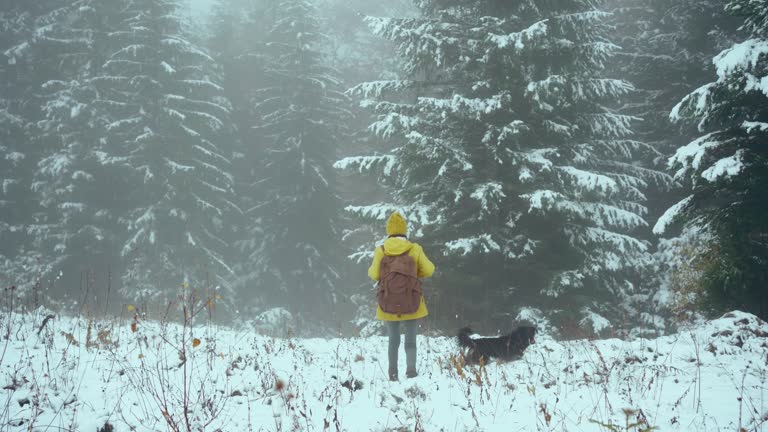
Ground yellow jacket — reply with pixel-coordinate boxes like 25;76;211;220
368;237;435;321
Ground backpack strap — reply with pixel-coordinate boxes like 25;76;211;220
381;244;410;257
379;245;388;296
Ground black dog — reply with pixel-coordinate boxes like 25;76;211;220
457;326;536;364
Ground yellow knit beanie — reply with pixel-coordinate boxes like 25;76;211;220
386;212;407;236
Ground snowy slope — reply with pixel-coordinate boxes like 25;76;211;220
1;309;767;431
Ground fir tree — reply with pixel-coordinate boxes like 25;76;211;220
0;94;33;289
0;1;67;292
240;0;351;322
28;0;125;298
656;0;768;318
0;0;239;304
606;0;740;332
76;0;240;302
207;0;271;316
340;0;669;334
608;0;740;150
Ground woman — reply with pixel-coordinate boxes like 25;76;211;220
368;212;435;381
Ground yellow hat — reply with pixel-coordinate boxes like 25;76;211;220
386;212;407;236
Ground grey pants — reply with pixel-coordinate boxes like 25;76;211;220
386;319;418;371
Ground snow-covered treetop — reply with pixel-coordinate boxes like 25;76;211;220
726;0;768;37
714;38;768;82
670;37;768;130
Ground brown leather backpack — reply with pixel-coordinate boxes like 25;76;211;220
377;245;422;316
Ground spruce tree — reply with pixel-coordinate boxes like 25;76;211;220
0;95;33;289
35;0;241;303
105;0;239;300
604;0;739;333
0;1;67;292
207;0;271;316
28;1;126;299
608;0;740;153
240;0;351;323
340;0;668;335
656;0;768;318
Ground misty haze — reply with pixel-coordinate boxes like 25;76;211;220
1;0;766;430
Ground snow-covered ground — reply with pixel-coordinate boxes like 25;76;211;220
1;308;767;431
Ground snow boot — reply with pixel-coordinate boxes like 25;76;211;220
405;344;417;378
388;368;398;382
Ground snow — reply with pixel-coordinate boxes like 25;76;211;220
160;61;176;74
165;158;195;173
91;151;129;166
110;44;148;58
521;190;646;231
59;202;85;212
192;192;223;216
470;182;505;212
37;154;72;177
527;76;634;105
744;73;768;97
518;166;534;182
3;309;767;431
368;112;419;139
673;39;768;124
444;234;501;255
581;113;638;138
193;143;231;165
333;155;397;177
653;195;693;235
418;94;506;117
543;119;573;136
346;80;414;98
670;82;715;123
489;20;548;50
345;203;440;232
701;150;746;182
253;307;294;332
579;308;612;334
164;108;187;121
3;42;29;64
598;223;648;248
404;131;473;172
497;120;528;142
180;79;224;92
69;103;85;119
668;132;722;180
523;189;563;212
363;16;393;37
713;39;768;80
2;179;18;194
557;10;613;24
4;152;25;164
510;148;557;171
556;166;620;195
161;38;215;62
743;121;768;133
344;203;399;222
121;227;146;256
107;116;142;131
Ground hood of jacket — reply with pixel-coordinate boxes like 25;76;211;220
382;237;413;256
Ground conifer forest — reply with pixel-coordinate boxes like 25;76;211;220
1;0;767;338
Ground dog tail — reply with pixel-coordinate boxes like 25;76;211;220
457;326;474;348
